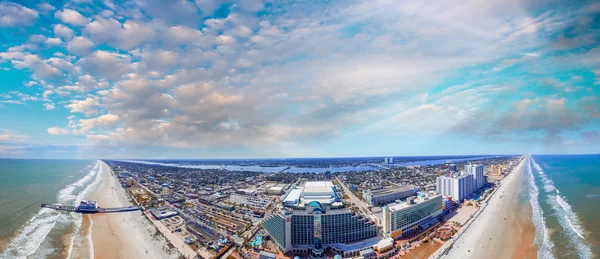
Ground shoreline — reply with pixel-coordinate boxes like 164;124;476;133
82;161;178;259
435;157;537;258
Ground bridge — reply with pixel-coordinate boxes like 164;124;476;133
41;202;141;214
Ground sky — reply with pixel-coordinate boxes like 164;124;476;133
0;0;599;159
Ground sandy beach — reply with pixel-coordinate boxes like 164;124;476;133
81;161;178;259
439;157;537;258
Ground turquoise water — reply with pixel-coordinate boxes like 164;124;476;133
0;159;97;259
529;155;600;258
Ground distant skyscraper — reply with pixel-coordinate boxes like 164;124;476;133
384;157;389;164
389;157;394;164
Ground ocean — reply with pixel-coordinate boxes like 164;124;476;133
0;159;100;259
528;154;600;258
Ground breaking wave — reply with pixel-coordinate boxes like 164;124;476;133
528;157;554;259
548;194;591;258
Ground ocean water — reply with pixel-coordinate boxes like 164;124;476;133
0;159;100;259
528;155;600;259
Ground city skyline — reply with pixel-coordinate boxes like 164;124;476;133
1;0;600;159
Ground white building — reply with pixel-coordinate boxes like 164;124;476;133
465;164;485;191
282;181;340;208
436;174;474;202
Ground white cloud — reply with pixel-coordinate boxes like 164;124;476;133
55;9;89;26
36;2;55;14
9;54;63;79
0;2;38;27
45;37;63;46
47;127;69;135
43;103;56;110
54;24;74;40
66;36;95;55
67;97;99;116
0;129;29;142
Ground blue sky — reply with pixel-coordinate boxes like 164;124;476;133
0;0;599;159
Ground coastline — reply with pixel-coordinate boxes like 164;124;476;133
81;161;178;259
436;157;537;258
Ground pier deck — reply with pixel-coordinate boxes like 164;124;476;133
41;202;140;213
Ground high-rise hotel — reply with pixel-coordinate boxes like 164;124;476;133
382;193;443;239
436;164;486;202
262;182;378;257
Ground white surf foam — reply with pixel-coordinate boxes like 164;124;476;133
555;195;586;240
0;210;60;259
528;157;554;259
58;162;100;204
548;194;592;258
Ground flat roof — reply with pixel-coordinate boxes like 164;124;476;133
367;186;414;195
304;181;334;187
283;189;302;203
387;194;442;212
303;185;334;194
328;237;380;252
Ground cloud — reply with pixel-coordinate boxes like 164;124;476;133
54;24;75;39
43;103;56;110
67;97;99;116
1;0;600;157
0;129;29;142
45;37;63;46
9;54;63;79
77;50;132;80
47;127;69;135
0;2;39;27
66;36;95;55
55;9;89;26
36;2;55;14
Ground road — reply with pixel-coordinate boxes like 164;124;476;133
335;176;370;214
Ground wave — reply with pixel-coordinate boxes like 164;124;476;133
555;195;585;240
548;194;592;258
0;209;60;258
0;161;101;259
532;159;544;174
58;162;100;204
528;157;554;258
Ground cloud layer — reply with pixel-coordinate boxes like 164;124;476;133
0;0;599;158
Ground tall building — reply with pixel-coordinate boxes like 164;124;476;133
436;174;474;202
465;164;484;190
382;193;443;239
362;186;420;206
265;181;378;257
384;157;389;164
262;201;377;256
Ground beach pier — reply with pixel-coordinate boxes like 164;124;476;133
41;200;140;214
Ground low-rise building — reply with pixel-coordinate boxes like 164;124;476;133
362;186;420;206
150;207;178;220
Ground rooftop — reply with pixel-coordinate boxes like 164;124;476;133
386;193;442;212
366;185;415;195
